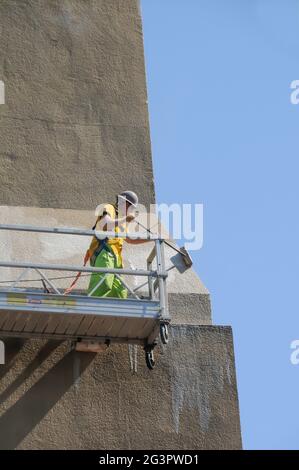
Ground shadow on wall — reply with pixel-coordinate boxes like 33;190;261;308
0;339;96;450
0;338;26;376
0;339;58;404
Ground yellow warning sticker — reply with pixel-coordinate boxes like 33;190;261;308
6;294;76;307
7;294;27;304
42;299;76;307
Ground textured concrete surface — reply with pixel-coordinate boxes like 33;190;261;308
0;0;154;209
0;326;242;450
169;293;211;325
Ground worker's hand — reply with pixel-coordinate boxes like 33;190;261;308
126;213;136;222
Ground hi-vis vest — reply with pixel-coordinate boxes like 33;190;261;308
87;204;126;266
64;204;126;295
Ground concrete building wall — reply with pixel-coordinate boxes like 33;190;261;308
0;0;154;209
0;326;241;450
0;0;242;449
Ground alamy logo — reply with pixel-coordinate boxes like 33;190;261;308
0;80;4;104
290;80;299;105
94;201;204;252
290;340;299;365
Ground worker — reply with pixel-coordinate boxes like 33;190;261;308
86;191;148;298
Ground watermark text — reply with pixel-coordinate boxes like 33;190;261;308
290;340;299;365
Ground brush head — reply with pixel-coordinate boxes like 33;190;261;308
180;246;193;268
169;246;193;274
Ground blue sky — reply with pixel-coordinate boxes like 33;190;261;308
141;0;299;450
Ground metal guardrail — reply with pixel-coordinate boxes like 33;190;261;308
0;223;163;239
0;223;171;369
0;223;169;314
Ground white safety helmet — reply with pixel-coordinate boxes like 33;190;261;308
118;190;139;208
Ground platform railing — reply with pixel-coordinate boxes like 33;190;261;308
0;223;169;320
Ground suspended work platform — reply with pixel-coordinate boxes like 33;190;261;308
0;223;172;369
0;290;162;344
